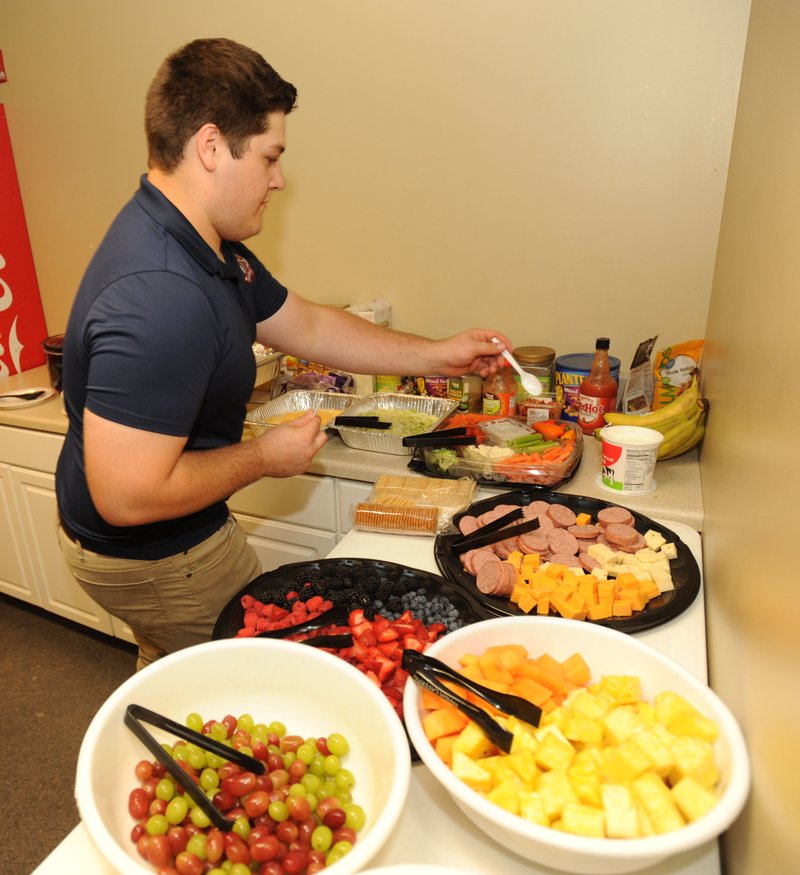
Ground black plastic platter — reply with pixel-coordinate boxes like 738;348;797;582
434;491;701;634
213;557;489;640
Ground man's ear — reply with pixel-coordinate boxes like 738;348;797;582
196;123;222;172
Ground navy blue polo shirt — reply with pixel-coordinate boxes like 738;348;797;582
55;175;288;559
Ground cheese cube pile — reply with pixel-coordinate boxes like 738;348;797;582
448;677;721;839
504;529;678;621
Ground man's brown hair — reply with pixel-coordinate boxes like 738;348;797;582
145;38;297;172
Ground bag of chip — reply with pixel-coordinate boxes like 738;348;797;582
652;340;704;409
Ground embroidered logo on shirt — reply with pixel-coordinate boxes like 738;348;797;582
234;254;255;284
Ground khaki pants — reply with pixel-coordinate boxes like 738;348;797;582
57;516;261;671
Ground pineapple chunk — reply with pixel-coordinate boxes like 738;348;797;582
486;775;524;815
563;712;604;746
655;690;698;727
602;704;646;744
451;750;493;793
507;715;539;754
632;772;686;834
669;712;720;744
535;730;577;772
518;789;549;826
669;736;720;789
506;749;540;785
569;689;614;720
671;777;719;822
567;767;602;807
453;721;494;759
598;742;653;784
599;675;642;705
560;802;605;838
629;727;675;778
537;769;579;820
601;784;639;838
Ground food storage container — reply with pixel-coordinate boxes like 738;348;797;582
336;392;457;455
245;389;361;436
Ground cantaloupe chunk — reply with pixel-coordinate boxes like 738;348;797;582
422;705;469;741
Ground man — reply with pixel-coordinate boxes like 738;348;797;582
55;38;511;669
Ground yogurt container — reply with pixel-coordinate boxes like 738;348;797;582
597;425;663;495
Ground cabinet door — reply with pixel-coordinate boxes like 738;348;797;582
234;511;337;572
336;478;374;539
9;466;114;634
0;463;41;605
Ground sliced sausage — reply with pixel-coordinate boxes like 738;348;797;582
548;552;581;568
466;548;501;575
604;523;640;547
579;552;601;573
614;533;647;554
458;515;480;536
517;530;549;554
493;536;520;560
597;507;635;528
568;524;602;539
547;528;580;556
547;504;577;528
525;500;553;518
476;560;516;597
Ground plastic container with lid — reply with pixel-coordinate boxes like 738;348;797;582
512;345;556;394
556;351;621;423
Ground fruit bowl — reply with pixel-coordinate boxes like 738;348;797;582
75;638;411;875
403;616;750;875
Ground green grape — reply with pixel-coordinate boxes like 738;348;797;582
165;795;188;825
190;806;211;829
327;840;353;865
268;720;286;737
296;742;316;765
287;783;307;798
232;815;250;840
301;773;323;795
209;722;228;742
172;744;189;762
282;751;297;768
327;733;350;757
186;832;207;861
205;752;224;770
155;778;175;802
187;748;206;770
344;802;366;831
305;791;319;812
322;754;341;776
229;864;251;875
145;814;169;836
319;780;339;799
309;756;325;777
236;713;255;734
253;723;269;738
185;712;204;732
335;768;355;791
268;799;289;822
335;789;352;804
311;824;333;852
199;767;220;792
238;745;254;758
160;742;174;757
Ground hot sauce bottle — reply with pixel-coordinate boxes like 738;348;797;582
578;337;618;435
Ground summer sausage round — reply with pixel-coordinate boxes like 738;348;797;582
568;524;602;539
547;528;580;556
547;504;577;528
458;515;479;536
604;523;640;547
597;507;635;528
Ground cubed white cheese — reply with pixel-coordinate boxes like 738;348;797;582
661;542;678;560
644;530;667;551
635;547;661;564
650;567;675;593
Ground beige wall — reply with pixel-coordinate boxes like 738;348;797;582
702;0;799;871
2;0;749;372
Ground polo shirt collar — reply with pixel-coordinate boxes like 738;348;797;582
134;174;239;280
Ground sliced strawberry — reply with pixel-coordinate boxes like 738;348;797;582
349;608;366;626
402;635;425;652
378;640;400;657
350;620;373;639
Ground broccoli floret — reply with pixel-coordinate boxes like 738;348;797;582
426;447;459;474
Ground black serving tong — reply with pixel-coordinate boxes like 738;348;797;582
334;415;392;429
402;650;542;754
450;507;541;553
402;427;478;448
124;704;265;831
256;604;349;639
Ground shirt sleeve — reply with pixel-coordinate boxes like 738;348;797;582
83;271;224;436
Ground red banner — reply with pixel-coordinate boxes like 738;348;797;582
0;104;48;377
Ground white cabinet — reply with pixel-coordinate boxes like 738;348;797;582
8;464;114;634
0;462;41;605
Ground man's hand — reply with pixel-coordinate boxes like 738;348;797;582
254;410;329;477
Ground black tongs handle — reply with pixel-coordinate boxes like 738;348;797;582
402;649;542;732
450;507;541;553
125;704;266;832
256;604;349;639
402;650;514;753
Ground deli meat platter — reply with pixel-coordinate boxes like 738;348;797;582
434;491;701;633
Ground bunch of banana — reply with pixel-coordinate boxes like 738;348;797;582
602;378;708;460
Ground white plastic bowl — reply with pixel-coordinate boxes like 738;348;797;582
361;867;469;874
76;638;411;875
403;616;750;875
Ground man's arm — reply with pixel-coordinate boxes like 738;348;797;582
257;291;512;378
83;408;327;527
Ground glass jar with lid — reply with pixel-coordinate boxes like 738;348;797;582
513;346;556;394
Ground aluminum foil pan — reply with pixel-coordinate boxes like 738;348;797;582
336;392;457;455
246;390;361;436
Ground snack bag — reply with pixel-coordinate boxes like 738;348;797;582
652;340;704;409
621;336;658;414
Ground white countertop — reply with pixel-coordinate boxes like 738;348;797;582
1;366;704;532
35;519;717;875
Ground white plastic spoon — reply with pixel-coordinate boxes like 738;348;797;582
491;337;542;396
